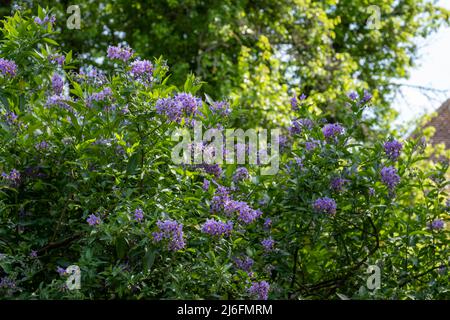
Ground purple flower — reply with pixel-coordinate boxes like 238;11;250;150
361;90;372;103
152;219;185;251
201;219;233;237
202;179;210;191
35;141;49;150
89;87;113;104
428;219;445;231
29;250;38;258
446;199;450;210
380;166;400;190
330;177;348;192
107;45;134;62
313;197;337;214
234;256;254;272
248;281;270;300
210;101;230;116
322;123;344;140
290;118;314;135
156;93;202;124
369;187;375;197
261;237;275;252
210;186;231;214
56;266;66;276
223;200;262;224
134;208;144;222
0;277;16;290
34;15;56;26
0;58;17;77
45;95;71;110
384;140;403;161
299;93;307;100
200;164;223;178
294;157;303;169
130;59;153;84
305;139;320;151
48;54;65;66
51;73;64;95
290;96;298;111
86;214;101;226
5;111;18;125
233;167;250;183
348;91;359;101
263;218;272;230
1;169;21;186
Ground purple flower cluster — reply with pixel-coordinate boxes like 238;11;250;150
233;167;249;183
261;237;275;252
305;139;320;151
210;101;231;116
248;281;270;300
380;166;400;190
331;177;348;192
34;15;56;25
5;111;18;125
210;186;262;224
234;256;254;272
194;163;223;178
428;219;445;231
48;54;65;66
322;123;344;140
56;266;66;276
52;73;64;95
86;214;101;226
384;140;403;161
90;87;113;103
202;179;210;191
263;218;272;230
152;219;185;251
290;96;298;111
369;187;376;197
35;141;49;150
201;219;233;237
156;93;202;124
348;91;358;100
226;201;262;224
130;59;153;84
134;208;144;222
1;169;20;186
293;157;303;169
362;90;372;103
210;186;230;213
313;197;337;214
45;95;71;110
107;45;134;62
290;94;306;111
77;66;108;86
0;58;17;77
290;118;314;135
0;277;16;291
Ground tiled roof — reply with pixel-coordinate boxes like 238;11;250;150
424;99;450;149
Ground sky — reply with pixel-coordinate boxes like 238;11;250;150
392;0;450;126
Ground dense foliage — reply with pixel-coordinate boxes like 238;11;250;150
1;1;449;132
0;9;449;300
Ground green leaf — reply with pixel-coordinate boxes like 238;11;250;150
43;38;59;46
143;249;156;271
115;237;128;259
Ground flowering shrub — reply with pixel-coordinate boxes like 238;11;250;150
0;10;448;300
